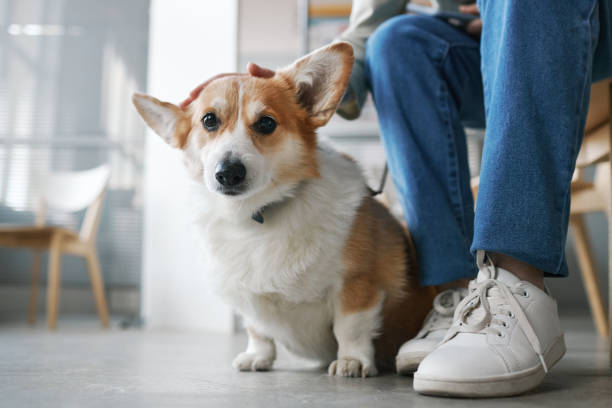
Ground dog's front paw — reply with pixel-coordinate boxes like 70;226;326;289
328;357;377;378
232;352;274;372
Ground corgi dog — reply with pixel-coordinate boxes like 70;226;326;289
132;42;435;377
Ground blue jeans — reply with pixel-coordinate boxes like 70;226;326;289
365;0;612;286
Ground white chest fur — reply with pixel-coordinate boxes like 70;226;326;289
191;143;368;360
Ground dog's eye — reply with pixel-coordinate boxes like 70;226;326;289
201;112;219;131
253;116;276;135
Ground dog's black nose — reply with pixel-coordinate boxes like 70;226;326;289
215;159;247;187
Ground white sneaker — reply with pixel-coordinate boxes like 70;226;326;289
413;251;566;398
396;288;467;374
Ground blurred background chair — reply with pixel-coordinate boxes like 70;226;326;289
0;165;111;329
569;80;611;365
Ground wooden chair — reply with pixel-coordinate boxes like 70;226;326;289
0;164;111;329
471;80;612;365
569;80;611;363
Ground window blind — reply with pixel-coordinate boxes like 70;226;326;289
0;0;150;288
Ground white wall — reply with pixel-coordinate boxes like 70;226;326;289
141;0;238;332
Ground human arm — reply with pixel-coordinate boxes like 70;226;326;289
179;63;275;110
459;3;482;37
336;0;408;119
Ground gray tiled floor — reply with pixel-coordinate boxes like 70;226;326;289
1;313;611;408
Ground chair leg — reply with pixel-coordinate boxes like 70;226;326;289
608;82;612;368
569;215;609;337
46;233;62;330
28;250;41;325
609;198;612;366
609;235;612;367
85;248;109;327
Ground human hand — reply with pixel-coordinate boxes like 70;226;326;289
179;62;275;110
459;3;482;37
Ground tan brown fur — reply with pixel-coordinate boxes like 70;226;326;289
187;78;241;140
339;152;357;164
179;75;322;184
173;117;191;149
247;326;267;342
279;42;354;128
240;76;320;182
133;42;435;376
134;43;353;189
342;196;436;369
131;94;191;149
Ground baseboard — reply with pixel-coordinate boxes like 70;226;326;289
0;284;139;322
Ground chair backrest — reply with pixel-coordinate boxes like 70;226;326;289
40;165;111;212
40;164;111;242
585;80;611;133
576;80;611;169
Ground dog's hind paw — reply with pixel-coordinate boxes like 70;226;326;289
328;357;377;378
232;352;274;372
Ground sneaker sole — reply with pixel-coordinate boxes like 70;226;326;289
396;351;429;375
413;335;566;398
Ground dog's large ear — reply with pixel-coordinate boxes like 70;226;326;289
132;93;191;149
280;42;354;127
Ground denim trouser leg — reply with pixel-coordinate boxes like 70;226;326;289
472;0;602;276
365;16;484;286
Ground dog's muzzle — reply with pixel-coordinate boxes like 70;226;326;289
215;158;247;195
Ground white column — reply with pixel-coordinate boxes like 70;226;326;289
141;0;238;332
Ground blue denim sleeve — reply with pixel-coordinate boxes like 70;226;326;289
593;0;612;81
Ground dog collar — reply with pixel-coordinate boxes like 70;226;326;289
251;210;265;224
250;182;306;224
249;164;388;225
250;201;279;224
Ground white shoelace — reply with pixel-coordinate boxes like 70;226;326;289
416;288;467;338
443;251;549;372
